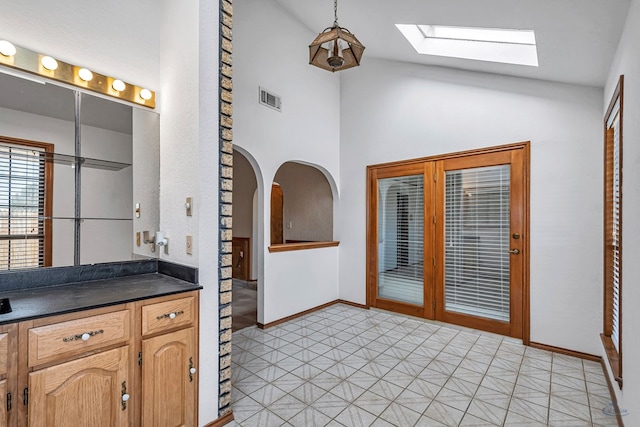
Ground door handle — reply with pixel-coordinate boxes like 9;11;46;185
509;249;520;255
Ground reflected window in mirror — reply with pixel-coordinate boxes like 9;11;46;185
0;136;53;269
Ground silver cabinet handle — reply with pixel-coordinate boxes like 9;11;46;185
156;310;184;320
121;381;129;410
509;249;520;255
63;329;104;342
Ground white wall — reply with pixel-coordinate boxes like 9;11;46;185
339;58;604;355
603;0;640;422
235;0;341;324
1;1;221;424
158;0;220;424
233;150;257;239
0;0;161;92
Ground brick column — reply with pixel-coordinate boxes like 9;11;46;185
218;0;234;417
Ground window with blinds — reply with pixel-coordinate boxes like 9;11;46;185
602;75;623;388
0;143;48;270
377;174;424;306
444;165;511;322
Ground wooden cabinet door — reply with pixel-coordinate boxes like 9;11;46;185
142;327;196;427
28;346;130;427
0;379;6;426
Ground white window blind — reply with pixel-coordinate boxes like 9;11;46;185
444;165;510;321
377;174;424;306
0;144;46;270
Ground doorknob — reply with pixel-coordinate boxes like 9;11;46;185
509;249;520;255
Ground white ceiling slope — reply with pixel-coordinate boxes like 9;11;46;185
274;0;631;87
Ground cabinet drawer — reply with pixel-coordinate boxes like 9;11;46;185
0;333;7;376
142;296;195;336
28;310;130;367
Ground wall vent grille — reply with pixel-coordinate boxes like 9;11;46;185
259;87;282;112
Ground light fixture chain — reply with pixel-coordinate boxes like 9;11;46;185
334;0;339;26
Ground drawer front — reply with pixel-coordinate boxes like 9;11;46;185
28;310;130;367
142;297;195;336
0;333;7;376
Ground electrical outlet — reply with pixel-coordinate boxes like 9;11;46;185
186;235;193;255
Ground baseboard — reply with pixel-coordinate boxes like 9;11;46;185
257;299;369;329
337;299;369;310
529;342;601;362
204;410;234;427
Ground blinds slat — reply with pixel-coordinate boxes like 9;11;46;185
0;143;47;270
444;164;511;322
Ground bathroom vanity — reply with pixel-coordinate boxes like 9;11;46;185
0;268;200;427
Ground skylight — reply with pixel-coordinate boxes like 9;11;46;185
395;24;538;67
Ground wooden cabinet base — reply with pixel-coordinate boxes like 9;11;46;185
2;290;199;427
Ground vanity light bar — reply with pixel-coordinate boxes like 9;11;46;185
0;39;155;109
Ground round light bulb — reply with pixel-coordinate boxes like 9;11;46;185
112;79;126;92
78;68;93;81
41;56;58;71
0;40;17;57
139;88;152;100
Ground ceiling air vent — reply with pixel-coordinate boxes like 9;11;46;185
259;87;282;112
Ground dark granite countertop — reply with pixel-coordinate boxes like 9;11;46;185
0;273;202;325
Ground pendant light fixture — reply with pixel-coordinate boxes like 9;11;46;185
309;0;365;72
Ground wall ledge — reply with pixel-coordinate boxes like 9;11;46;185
268;241;339;253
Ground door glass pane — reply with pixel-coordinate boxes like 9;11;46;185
378;174;424;305
444;165;510;321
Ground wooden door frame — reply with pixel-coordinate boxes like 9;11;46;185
366;163;434;319
366;142;530;343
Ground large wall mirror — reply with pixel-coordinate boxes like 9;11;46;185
0;71;159;270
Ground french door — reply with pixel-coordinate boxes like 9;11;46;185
367;143;529;339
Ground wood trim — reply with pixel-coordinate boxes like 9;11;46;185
204;410;234;427
366;141;530;171
268;241;339;253
600;358;626;427
602;75;624;388
371;143;529;339
257;299;368;329
0;135;54;267
529;342;601;362
232;237;251;280
522;143;531;345
601;333;622;388
337;299;369;310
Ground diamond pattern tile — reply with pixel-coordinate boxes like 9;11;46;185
230;303;611;426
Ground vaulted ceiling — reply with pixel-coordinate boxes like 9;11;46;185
275;0;631;87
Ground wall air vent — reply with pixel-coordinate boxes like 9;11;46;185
259;87;282;112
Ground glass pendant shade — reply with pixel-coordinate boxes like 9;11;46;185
309;26;365;72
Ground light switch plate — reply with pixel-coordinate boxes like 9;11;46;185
186;235;193;255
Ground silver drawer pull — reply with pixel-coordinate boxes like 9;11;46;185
156;310;184;320
121;381;129;410
63;329;104;343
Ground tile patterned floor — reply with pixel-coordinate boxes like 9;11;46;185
230;304;619;426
